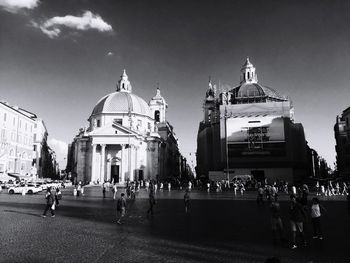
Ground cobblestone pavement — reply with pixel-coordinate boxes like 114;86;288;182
0;187;349;263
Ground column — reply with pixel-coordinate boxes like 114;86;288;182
120;144;126;183
100;144;106;182
130;145;136;181
128;144;132;181
134;146;138;181
91;144;97;183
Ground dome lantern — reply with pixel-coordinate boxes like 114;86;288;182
240;57;258;84
116;69;132;93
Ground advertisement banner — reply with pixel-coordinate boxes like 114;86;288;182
226;116;285;149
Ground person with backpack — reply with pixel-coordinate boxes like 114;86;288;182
116;193;126;224
42;187;55;218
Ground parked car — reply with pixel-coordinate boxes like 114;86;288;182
8;184;41;195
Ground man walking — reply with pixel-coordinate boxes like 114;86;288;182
184;189;190;213
147;189;156;216
289;194;306;249
116;193;126;224
42;187;55;218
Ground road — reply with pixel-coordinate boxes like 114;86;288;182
0;186;349;263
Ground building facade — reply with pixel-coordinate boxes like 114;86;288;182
67;70;181;184
0;101;57;180
334;107;350;179
197;58;310;184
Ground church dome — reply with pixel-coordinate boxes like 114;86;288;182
235;83;284;100
91;92;152;117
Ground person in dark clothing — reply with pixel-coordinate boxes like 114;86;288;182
116;193;127;224
184;189;190;213
147;189;156;215
55;187;62;207
102;182;106;198
289;194;306;249
42;187;55;217
270;200;284;243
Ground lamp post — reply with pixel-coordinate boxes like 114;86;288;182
224;106;230;182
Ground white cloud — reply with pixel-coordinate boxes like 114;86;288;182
48;138;68;168
33;11;113;38
0;0;39;12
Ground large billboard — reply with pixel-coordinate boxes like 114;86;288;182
226;116;285;150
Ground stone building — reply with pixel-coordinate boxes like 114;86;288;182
197;58;310;184
67;70;181;184
334;107;350;179
0;101;56;180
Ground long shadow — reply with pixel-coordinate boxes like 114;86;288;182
3;209;42;218
0;197;348;263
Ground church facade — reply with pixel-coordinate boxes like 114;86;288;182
197;58;310;184
67;70;181;184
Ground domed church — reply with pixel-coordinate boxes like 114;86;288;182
197;58;310;184
67;70;180;184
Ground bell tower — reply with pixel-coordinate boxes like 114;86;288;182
203;78;217;123
149;85;167;123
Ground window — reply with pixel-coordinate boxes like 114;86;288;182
13;117;15;126
148;122;151;130
97;120;101;127
25;123;27;131
155;111;160;122
114;119;122;125
1;129;5;139
3;113;6;122
138;120;142;127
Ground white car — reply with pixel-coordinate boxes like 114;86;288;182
8;185;41;195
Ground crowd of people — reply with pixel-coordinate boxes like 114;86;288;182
40;177;349;251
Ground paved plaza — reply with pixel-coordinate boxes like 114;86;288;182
0;187;349;263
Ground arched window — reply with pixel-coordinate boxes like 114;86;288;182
155;110;160;122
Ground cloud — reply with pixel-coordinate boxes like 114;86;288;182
0;0;39;12
48;138;68;168
33;11;113;38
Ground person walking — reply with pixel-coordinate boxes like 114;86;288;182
257;185;264;205
289;194;307;249
102;182;106;198
113;183;118;200
116;193;127;224
342;182;348;196
311;197;326;240
55;187;62;208
270;200;284;244
42;187;55;218
147;189;156;216
184;189;190;213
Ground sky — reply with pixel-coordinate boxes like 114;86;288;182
1;0;350;169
